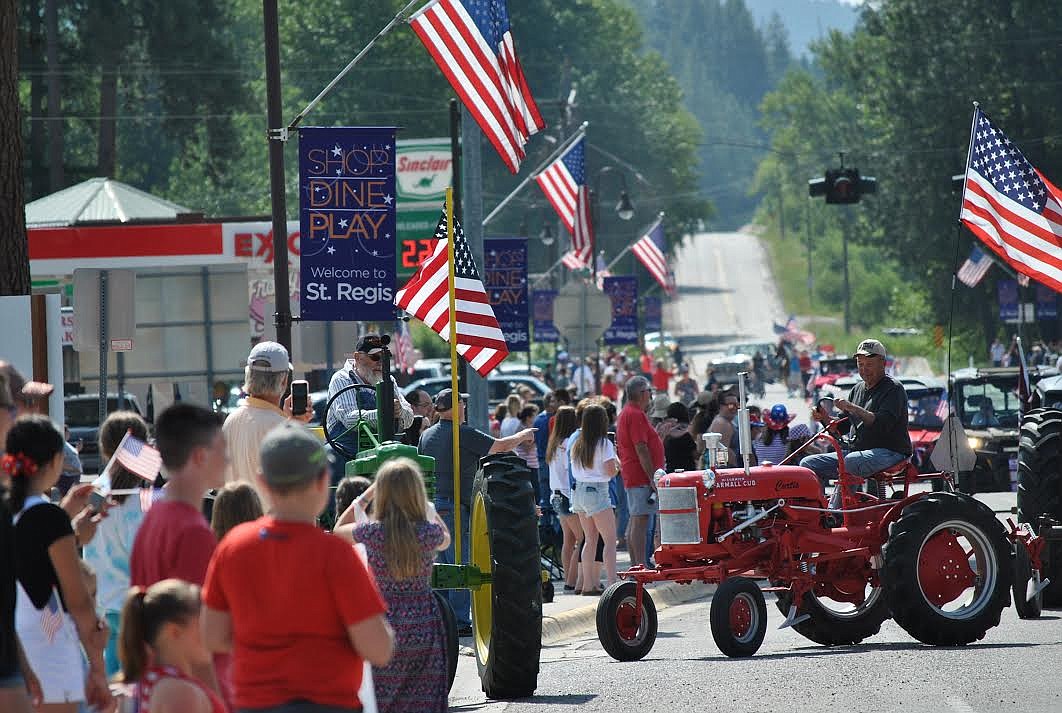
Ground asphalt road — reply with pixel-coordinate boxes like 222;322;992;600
665;230;784;371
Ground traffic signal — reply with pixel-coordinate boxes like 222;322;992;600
808;168;877;204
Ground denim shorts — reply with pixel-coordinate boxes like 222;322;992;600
572;481;611;516
626;485;659;517
550;491;574;517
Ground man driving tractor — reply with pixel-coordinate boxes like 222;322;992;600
800;339;912;507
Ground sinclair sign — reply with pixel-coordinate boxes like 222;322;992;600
396;138;452;278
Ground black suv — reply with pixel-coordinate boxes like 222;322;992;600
64;393;142;475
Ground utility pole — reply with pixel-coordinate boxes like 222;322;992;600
263;0;293;354
842;208;852;334
462;109;488;431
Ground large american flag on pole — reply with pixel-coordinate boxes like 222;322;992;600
956;245;993;287
395;209;509;376
632;219;675;295
535;137;593;268
960;106;1062;293
410;0;544;174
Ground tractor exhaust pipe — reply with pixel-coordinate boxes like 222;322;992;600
737;372;753;478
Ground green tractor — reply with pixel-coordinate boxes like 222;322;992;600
323;349;542;700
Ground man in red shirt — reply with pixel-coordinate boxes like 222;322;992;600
651;359;673;396
202;422;392;711
129;403;228;701
615;376;664;567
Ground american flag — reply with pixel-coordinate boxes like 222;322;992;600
40;590;64;643
410;0;544;174
394;321;417;375
632;219;675;295
395;208;509;376
561;250;588;271
956;246;993;287
595;252;612;290
935;392;951;421
960;107;1062;293
114;432;162;483
535;137;593;267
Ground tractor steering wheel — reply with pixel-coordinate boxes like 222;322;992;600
323;382;379;461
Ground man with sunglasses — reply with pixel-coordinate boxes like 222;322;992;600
326;334;414;466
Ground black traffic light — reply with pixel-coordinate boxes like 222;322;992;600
808;168;876;204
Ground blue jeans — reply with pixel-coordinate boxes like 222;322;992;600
611;477;629;541
435;499;471;628
645;512;657;567
537;461;551;508
800;448;907;487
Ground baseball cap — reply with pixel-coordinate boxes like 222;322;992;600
434;388;469;412
247;341;292;372
854;339;887;358
0;361;54;406
650;394;670;419
259;421;333;487
356;334;390;354
695;391;713;407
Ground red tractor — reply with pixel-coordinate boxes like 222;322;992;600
596;382;1047;661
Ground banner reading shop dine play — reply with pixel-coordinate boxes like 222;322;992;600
299;127;397;322
484;238;529;352
603;276;639;345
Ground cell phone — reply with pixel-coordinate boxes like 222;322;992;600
88;490;107;515
291;380;309;416
647;491;657;505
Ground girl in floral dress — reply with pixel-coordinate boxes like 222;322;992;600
345;458;451;713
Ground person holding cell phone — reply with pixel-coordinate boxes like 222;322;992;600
222;342;312;509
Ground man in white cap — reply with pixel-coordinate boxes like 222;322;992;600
800;338;911;506
222;341;311;503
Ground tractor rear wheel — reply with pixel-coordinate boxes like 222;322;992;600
433;591;459;691
1016;408;1062;607
710;577;767;658
882;492;1011;645
774;574;890;646
596;581;658;661
470;454;542;699
1012;542;1043;619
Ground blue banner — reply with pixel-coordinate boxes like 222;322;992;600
484;238;529;352
1036;284;1057;320
998;279;1019;321
298;127;397;322
603;276;639;345
643;296;662;332
533;290;559;343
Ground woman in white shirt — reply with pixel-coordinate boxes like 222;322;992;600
569;404;619;593
498;394;523;437
545;406;581;592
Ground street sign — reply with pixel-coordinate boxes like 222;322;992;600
552;281;612;355
72;269;136;352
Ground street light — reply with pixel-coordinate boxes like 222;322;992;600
616;190;635;221
539;224;555;245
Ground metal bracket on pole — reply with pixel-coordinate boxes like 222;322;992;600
267;127;290;143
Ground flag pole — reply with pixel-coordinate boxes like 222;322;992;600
286;0;425;132
446;187;462;565
483;122;589;226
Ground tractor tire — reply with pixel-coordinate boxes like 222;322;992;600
710;577;767;658
1016;408;1062;607
774;581;890;646
881;492;1011;645
596;581;658;661
1043;539;1062;608
433;590;459;691
470;453;541;699
1012;542;1043;620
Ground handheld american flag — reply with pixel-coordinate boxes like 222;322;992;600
410;0;544;174
535;137;593;267
960;106;1062;293
105;431;162;483
632;219;675;295
956;246;993;287
395;206;509;376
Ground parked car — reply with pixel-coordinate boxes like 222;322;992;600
64;393;142;475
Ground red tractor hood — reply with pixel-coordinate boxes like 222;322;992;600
660;465;824;504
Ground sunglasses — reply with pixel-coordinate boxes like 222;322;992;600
358;352;383;362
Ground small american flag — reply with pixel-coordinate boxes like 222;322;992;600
410;0;544;174
935;393;950;421
956;246;993;287
395;206;509;376
535;137;593;268
114;432;162;483
40;590;64;643
394;321;417;375
960;106;1062;293
632;219;674;295
561;250;589;271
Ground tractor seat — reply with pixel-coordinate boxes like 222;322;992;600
876;459;913;479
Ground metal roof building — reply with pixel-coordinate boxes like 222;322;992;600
25;177;197;228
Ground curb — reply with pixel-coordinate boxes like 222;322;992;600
541;581;715;645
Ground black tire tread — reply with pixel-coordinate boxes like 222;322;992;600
1016;408;1062;607
432;591;459;691
710;577;768;658
473;454;542;699
774;584;889;646
881;492;1011;645
596;581;658;661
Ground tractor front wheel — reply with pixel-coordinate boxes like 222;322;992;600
1012;542;1043;620
470;454;542;699
710;577;767;658
882;492;1011;645
596;581;658;661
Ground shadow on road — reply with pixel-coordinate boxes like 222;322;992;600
676;285;734;296
673;334;747;347
504;694;597;706
676;639;1049;663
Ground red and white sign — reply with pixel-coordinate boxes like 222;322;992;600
110;338;134;352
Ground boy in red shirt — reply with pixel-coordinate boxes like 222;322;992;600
202;422;392;712
129;402;227;701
